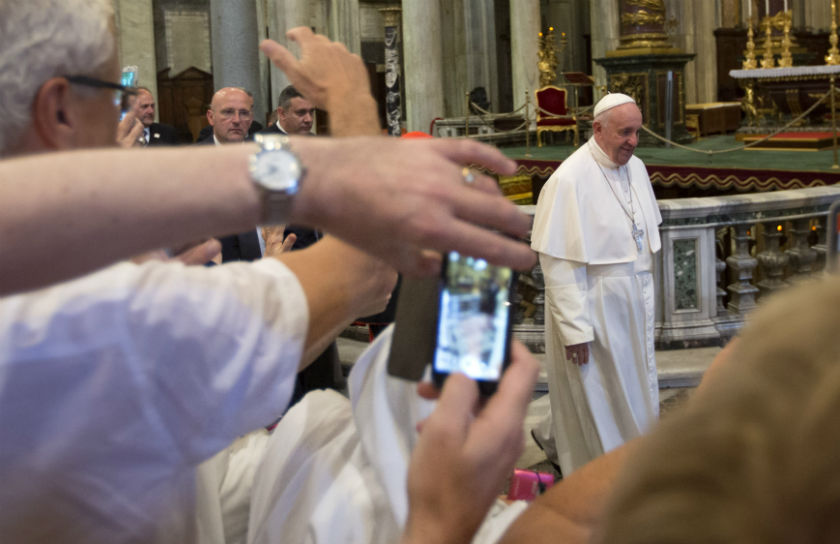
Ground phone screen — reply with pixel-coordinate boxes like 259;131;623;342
119;66;138;117
432;251;514;388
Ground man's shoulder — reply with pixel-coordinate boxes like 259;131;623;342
259;124;285;135
148;122;178;144
551;145;594;186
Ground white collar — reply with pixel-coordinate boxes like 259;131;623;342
587;137;620;170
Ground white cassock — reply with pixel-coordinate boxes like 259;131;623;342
246;326;528;544
531;137;662;475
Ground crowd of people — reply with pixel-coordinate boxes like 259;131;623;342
2;1;840;543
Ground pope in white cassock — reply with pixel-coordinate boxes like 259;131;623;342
531;93;662;476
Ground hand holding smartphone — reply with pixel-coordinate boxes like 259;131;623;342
119;65;138;120
431;251;515;396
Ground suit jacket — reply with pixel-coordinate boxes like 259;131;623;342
146;122;178;146
220;230;261;262
218;226;345;408
260;123;287;135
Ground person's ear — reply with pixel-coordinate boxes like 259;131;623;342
206;109;215;126
31;77;77;151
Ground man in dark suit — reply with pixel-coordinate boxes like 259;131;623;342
261;85;315;136
135;87;178;145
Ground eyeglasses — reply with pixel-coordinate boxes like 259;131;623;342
217;108;253;120
64;75;138;107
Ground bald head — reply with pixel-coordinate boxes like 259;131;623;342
207;87;253;144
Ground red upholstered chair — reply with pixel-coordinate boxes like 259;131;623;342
535;85;579;147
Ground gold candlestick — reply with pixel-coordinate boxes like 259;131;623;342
743;21;757;69
779;11;793;67
760;16;776;68
828;0;840;65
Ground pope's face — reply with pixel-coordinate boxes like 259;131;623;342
593;103;642;166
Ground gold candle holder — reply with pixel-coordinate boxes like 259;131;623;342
779;11;793;67
743;21;757;69
828;0;840;65
760;17;776;68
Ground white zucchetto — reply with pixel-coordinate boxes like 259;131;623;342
593;93;636;118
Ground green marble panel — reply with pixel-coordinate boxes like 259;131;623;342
674;238;698;310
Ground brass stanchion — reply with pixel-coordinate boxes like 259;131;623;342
525;90;531;158
464;91;471;137
832;75;839;169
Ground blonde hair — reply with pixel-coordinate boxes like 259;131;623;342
597;277;840;543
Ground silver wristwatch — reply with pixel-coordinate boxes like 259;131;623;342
249;133;305;224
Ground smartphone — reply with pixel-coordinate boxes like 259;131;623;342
431;251;515;396
827;200;840;273
119;65;138;118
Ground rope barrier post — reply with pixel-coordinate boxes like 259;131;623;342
525;90;531;158
832;74;839;169
464;91;471;138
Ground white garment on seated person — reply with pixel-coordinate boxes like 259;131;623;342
0;259;305;544
247;325;528;544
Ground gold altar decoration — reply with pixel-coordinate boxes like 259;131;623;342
827;0;840;65
610;0;681;56
537;27;567;87
779;11;793;67
760;15;776;68
753;10;802;62
743;21;758;69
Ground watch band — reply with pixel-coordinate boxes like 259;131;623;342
250;133;304;224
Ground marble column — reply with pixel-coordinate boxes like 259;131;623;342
804;0;832;31
267;0;312;105
381;7;402;136
681;0;717;104
441;0;468;116
329;0;361;54
440;0;498;117
113;0;158;110
589;0;621;93
510;0;540;113
210;0;266;124
464;0;498;111
402;0;444;133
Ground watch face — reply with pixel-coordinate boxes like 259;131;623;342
252;149;302;192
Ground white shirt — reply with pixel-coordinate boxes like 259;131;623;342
0;259;307;543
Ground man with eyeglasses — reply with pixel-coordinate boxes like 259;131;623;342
204;87;255;144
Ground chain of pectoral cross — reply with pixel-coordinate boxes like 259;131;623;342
595;163;645;253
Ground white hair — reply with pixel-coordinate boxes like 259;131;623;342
0;0;115;156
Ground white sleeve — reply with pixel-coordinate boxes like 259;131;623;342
539;253;593;346
0;259;307;469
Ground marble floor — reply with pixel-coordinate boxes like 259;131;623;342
336;336;720;480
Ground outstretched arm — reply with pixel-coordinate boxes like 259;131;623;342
0;136;533;295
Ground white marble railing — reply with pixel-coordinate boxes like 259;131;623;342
515;185;840;351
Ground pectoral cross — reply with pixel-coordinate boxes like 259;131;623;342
632;222;644;253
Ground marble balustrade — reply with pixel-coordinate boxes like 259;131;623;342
514;185;840;352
